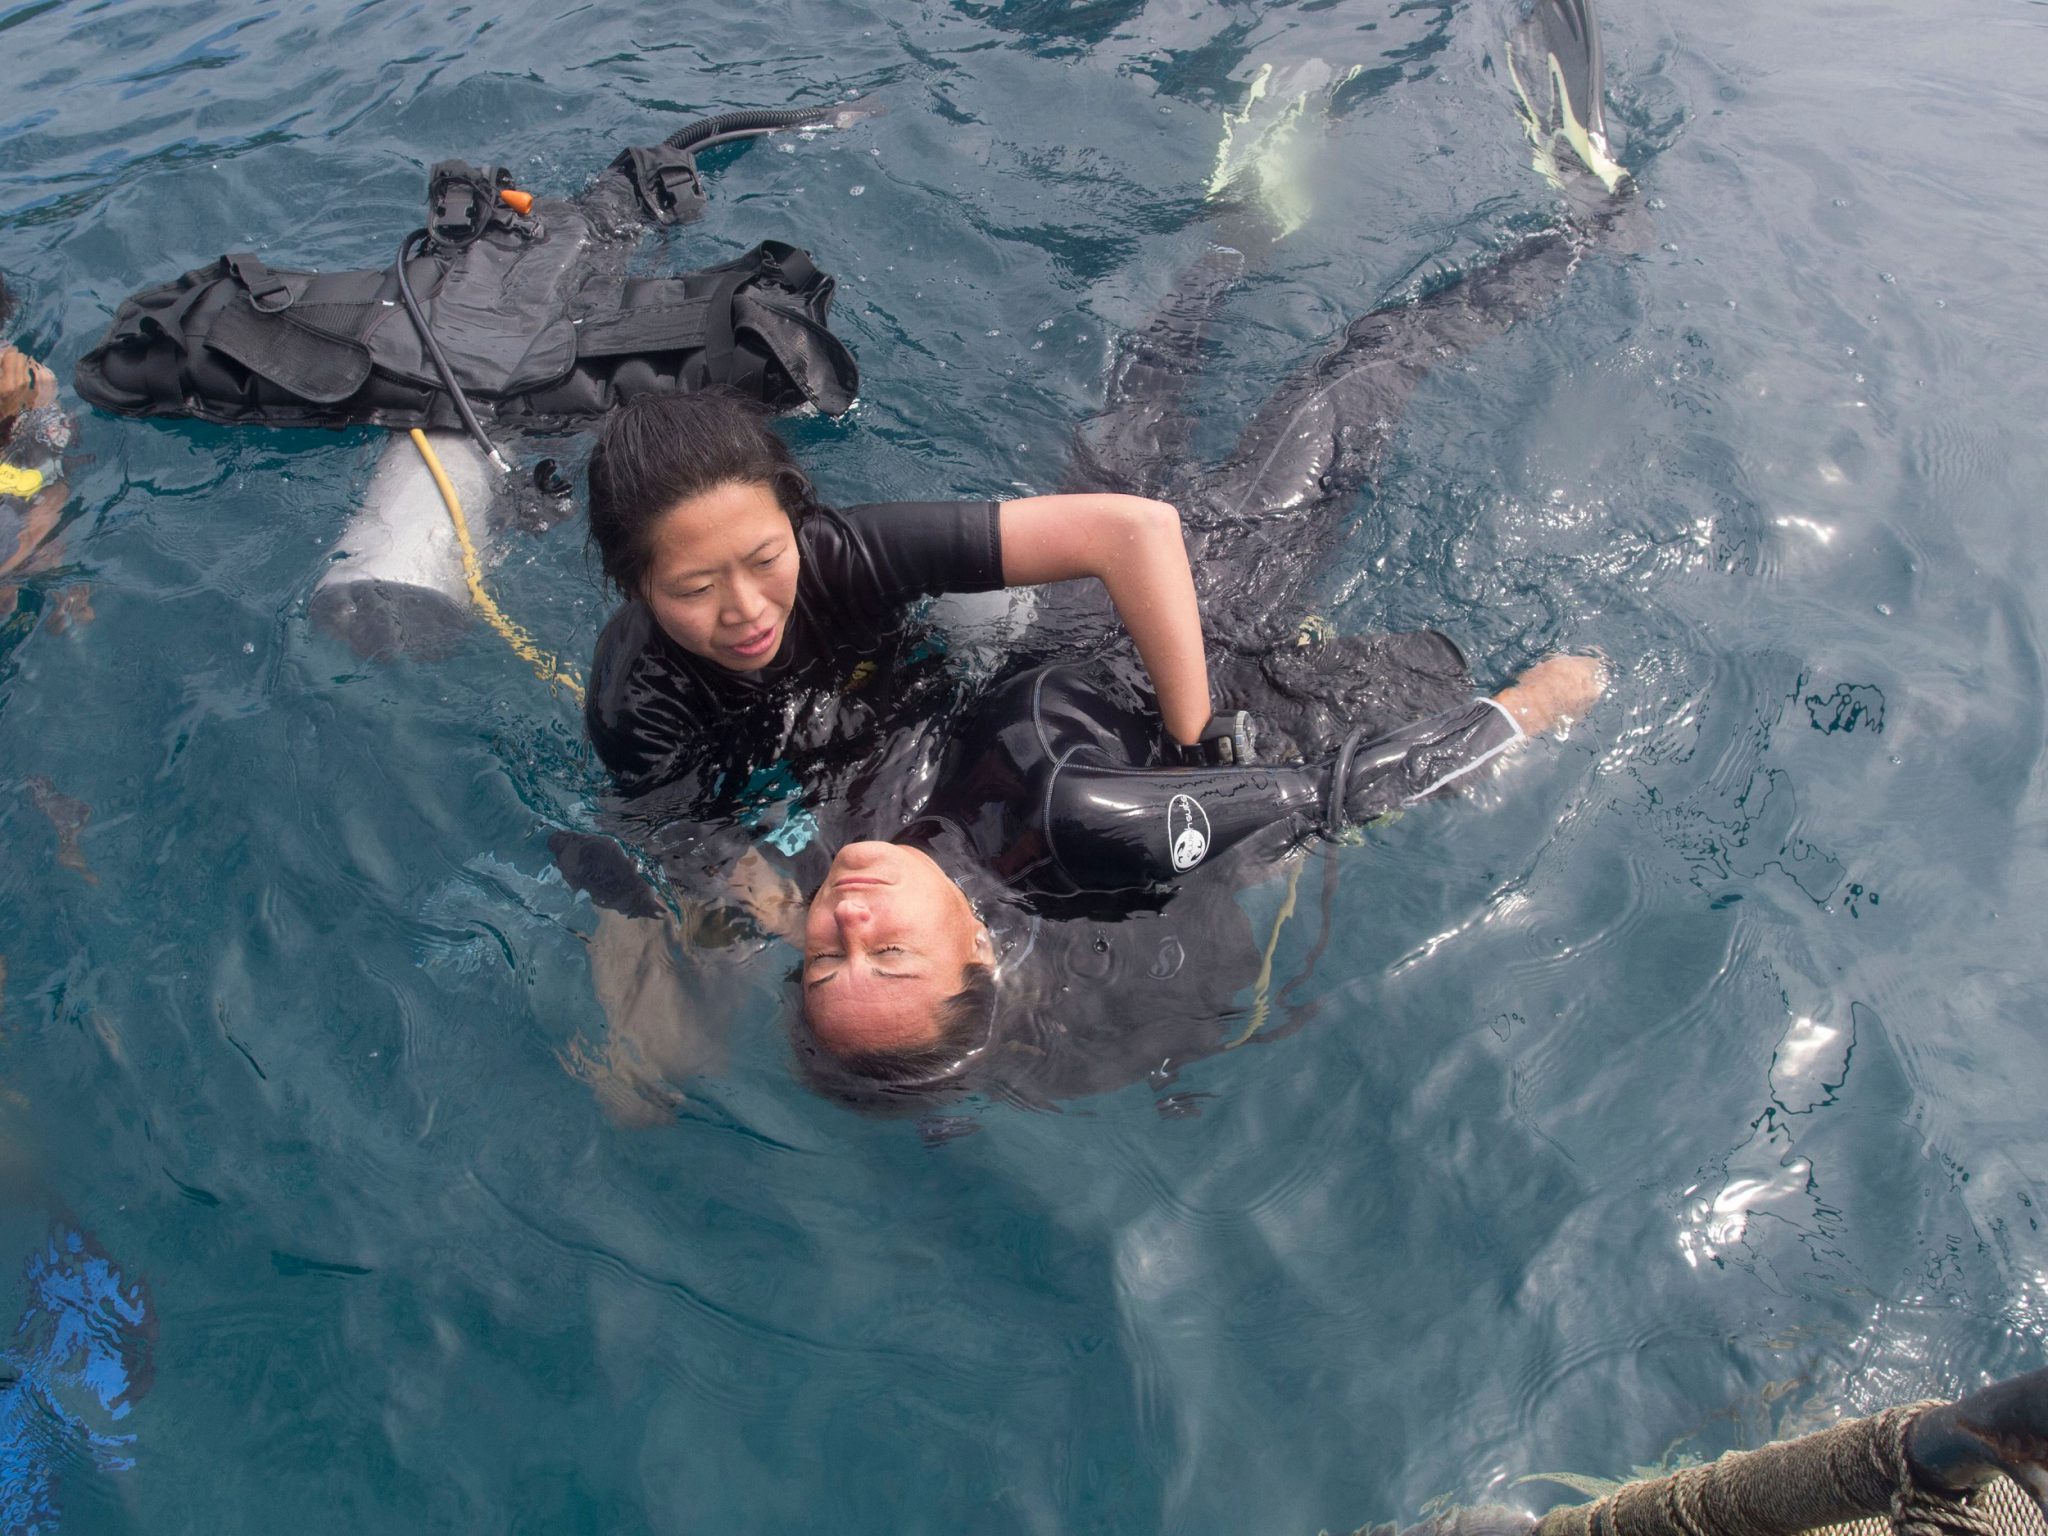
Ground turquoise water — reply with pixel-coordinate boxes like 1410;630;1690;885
4;0;2048;1529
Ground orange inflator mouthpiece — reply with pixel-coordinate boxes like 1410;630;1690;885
498;189;535;215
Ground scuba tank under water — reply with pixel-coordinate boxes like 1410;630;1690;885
310;429;501;661
74;102;878;659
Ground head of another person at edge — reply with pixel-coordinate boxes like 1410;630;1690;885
586;392;814;673
801;840;995;1077
0;274;33;427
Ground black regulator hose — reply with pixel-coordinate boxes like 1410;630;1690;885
392;227;509;474
662;100;878;153
1323;725;1371;836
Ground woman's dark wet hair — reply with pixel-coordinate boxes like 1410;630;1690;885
793;963;997;1114
585;391;818;599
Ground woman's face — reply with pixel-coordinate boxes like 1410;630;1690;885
641;479;799;672
802;841;991;1055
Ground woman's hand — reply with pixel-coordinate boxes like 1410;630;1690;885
998;493;1213;745
724;847;807;943
1492;654;1606;736
570;907;737;1127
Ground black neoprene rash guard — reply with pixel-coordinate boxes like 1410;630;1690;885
585;500;1003;797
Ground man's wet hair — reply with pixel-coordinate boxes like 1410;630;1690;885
794;963;997;1113
585;390;819;600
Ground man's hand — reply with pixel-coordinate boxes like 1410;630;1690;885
0;348;53;420
0;348;34;419
1493;654;1606;736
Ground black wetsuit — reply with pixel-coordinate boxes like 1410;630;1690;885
584;499;1002;800
572;189;1631;1110
793;217;1625;1108
773;642;1522;1111
897;655;1521;906
572;218;1615;960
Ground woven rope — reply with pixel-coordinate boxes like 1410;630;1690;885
1534;1406;2044;1536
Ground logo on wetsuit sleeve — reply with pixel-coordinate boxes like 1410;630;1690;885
1167;794;1211;872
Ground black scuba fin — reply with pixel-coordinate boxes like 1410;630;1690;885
1205;57;1361;240
1503;0;1629;194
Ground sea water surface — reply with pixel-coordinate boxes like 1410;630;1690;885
2;0;2047;1530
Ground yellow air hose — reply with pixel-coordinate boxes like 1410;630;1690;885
408;428;584;703
1227;855;1305;1048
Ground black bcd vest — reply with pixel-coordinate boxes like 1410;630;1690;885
73;153;860;430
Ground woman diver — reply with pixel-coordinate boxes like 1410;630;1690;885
581;393;1218;801
563;0;1632;1116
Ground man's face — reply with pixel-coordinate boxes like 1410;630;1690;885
802;842;988;1055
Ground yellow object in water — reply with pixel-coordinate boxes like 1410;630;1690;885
0;464;46;500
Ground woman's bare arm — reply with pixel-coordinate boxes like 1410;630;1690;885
998;493;1213;746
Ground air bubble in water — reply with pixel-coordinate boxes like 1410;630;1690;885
849;185;865;196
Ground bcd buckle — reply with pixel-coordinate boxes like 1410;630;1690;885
426;160;515;251
223;253;294;313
